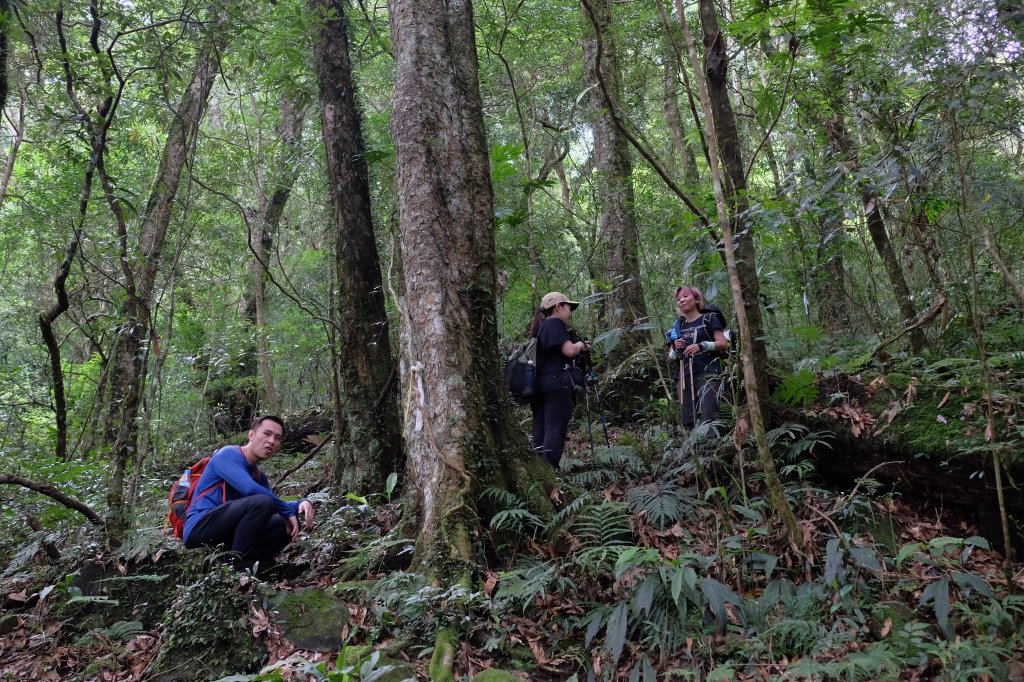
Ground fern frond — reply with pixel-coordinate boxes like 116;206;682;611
577;544;636;574
626;481;694;529
548;492;595;531
766;423;809;446
479;486;523;509
572;501;634;548
490;508;544;535
593;445;645;480
566;468;615;487
495;559;561;609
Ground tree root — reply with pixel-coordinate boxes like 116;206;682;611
428;627;459;682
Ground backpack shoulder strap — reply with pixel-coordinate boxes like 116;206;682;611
701;312;715;337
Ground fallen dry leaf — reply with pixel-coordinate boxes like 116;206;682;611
483;571;499;597
527;636;548;665
250;606;271;637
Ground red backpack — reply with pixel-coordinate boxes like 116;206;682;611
166;457;226;539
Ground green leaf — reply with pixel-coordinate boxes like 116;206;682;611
919;578;952;639
824;537;845;586
606;601;629;665
583;609;605;648
848;546;882;572
952;571;995;600
895;542;923;567
699;578;741;631
632;576;655;616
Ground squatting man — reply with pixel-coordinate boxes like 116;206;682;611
183;415;315;568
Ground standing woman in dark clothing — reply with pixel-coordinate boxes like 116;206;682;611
529;291;590;468
668;286;729;436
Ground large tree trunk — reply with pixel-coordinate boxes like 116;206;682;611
696;0;771;398
388;0;552;593
581;0;649;365
312;0;403;494
103;8;227;540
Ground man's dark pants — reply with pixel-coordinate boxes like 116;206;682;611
185;494;290;563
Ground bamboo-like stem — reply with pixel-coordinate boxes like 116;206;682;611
675;0;802;548
951;114;1014;562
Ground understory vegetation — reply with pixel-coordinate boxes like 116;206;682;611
3;0;1024;677
2;365;1022;681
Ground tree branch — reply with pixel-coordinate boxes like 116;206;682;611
0;474;104;526
744;40;797;182
579;0;712;230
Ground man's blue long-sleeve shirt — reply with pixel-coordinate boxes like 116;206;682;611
182;445;300;543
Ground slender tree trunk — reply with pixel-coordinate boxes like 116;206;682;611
905;183;947;297
800;160;852;332
948;114;1024;308
40;4;122;463
0;0;7;112
679;0;802;548
816;57;924;352
249;96;307;415
0;86;24;210
388;0;552;600
104;8;227;540
312;0;403;493
695;0;770;398
581;0;649;363
128;279;175;513
662;43;699;185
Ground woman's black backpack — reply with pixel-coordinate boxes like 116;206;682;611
503;338;537;403
700;305;734;360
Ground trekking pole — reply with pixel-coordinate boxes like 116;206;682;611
689;355;698;432
583;377;596;459
677;357;686;434
587;371;612;449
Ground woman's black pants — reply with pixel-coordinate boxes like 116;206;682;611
679;371;724;437
531;372;576;468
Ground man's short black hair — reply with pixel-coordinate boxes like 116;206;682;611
251;415;285;432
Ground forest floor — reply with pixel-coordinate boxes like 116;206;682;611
2;402;1023;681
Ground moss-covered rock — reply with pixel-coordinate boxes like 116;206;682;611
472;669;526;682
340;645;415;681
270;587;349;652
147;568;265;681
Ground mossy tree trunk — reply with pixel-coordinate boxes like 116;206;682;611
102;6;228;542
312;0;403;493
388;0;553;594
581;0;650;365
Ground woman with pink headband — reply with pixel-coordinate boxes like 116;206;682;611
666;286;729;436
